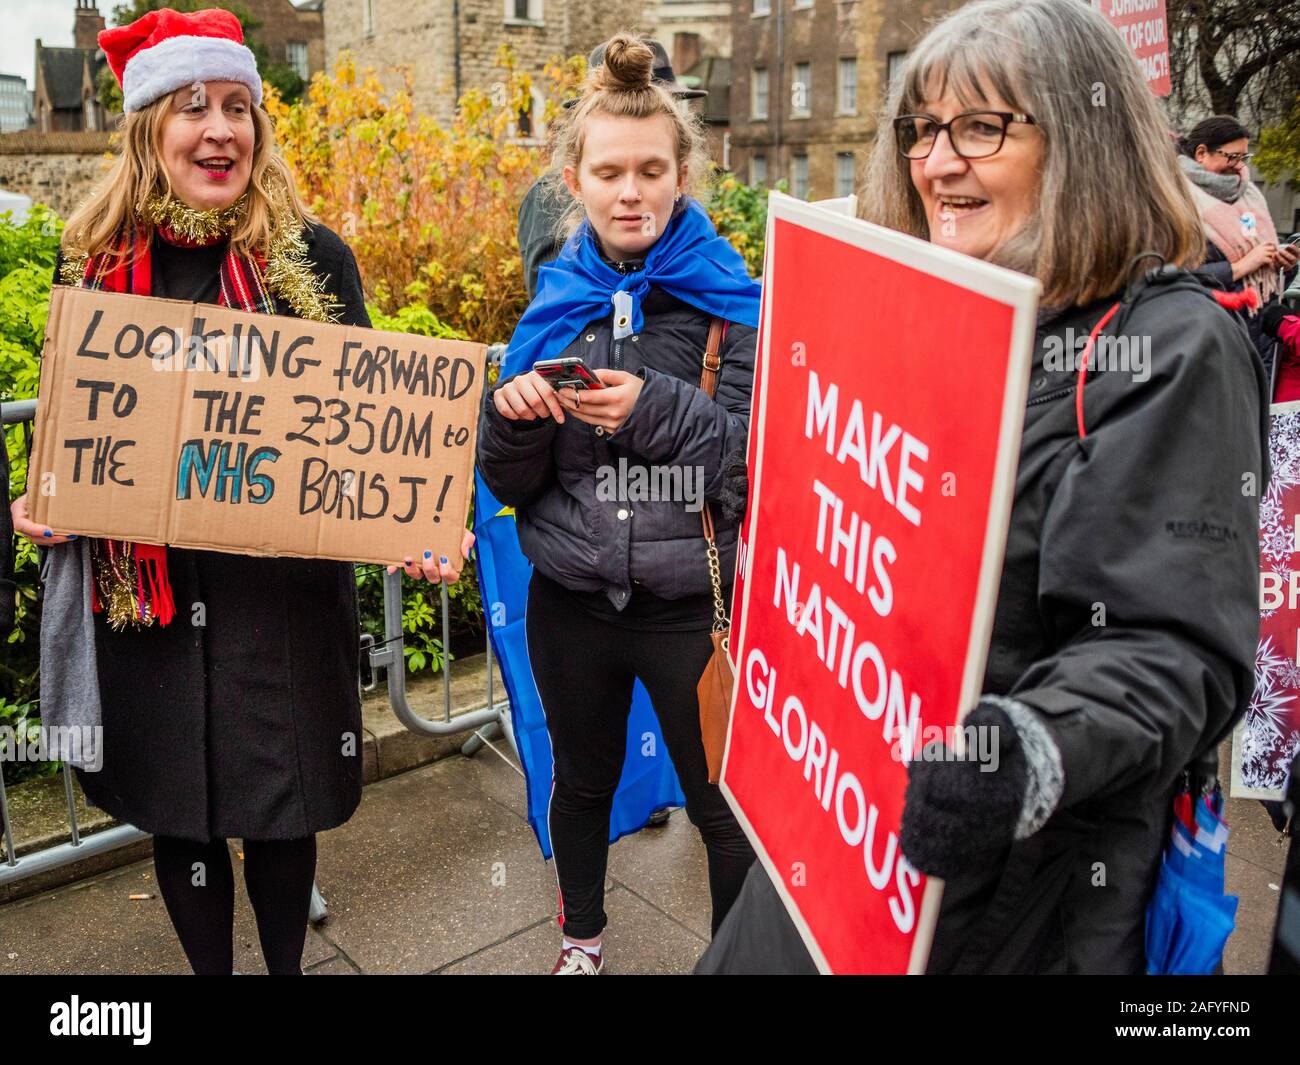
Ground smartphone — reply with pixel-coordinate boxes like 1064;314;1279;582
1288;234;1300;246
533;357;606;390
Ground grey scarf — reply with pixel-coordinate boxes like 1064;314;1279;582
1177;153;1248;204
38;539;102;771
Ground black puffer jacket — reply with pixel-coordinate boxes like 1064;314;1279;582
476;286;757;606
698;267;1266;975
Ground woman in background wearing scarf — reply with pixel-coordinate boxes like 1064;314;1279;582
1180;115;1300;369
9;8;453;974
476;34;761;975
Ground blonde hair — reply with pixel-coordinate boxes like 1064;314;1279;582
62;90;312;262
861;0;1205;309
548;34;712;242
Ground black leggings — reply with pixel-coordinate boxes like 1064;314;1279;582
151;834;317;975
526;572;757;940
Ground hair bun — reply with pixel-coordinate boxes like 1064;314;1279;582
594;34;655;93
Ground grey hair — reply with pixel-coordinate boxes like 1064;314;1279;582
861;0;1204;309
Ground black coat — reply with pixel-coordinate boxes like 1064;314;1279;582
698;269;1266;974
64;223;370;842
476;286;757;607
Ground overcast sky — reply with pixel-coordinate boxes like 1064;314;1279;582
0;0;315;90
0;0;74;89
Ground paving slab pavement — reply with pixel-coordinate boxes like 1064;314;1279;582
0;744;1286;975
0;749;713;976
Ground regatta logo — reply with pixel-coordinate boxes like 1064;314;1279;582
50;997;151;1044
1041;329;1151;383
1165;519;1238;543
595;459;705;513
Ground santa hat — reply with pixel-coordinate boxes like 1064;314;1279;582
99;8;263;114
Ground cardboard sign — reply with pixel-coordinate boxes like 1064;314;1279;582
29;286;485;565
721;193;1040;974
1093;0;1171;96
1233;400;1300;800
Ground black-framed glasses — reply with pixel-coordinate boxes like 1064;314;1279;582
1214;148;1253;165
893;110;1037;160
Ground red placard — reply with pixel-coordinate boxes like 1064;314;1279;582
721;195;1039;974
1093;0;1171;97
1233;401;1300;800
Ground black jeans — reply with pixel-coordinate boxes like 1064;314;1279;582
526;572;756;940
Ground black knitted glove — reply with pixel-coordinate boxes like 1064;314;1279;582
899;697;1064;881
1261;302;1291;339
716;444;750;525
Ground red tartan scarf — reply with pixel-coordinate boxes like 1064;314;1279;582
76;220;277;628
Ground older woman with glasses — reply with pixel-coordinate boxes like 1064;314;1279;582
697;0;1264;975
1180;114;1298;368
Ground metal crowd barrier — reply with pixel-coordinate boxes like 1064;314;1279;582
0;395;519;918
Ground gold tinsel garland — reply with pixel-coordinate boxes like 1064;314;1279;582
59;184;341;326
142;190;246;242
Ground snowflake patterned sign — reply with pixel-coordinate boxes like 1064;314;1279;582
1233;401;1300;799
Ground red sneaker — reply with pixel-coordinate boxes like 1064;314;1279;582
551;946;604;975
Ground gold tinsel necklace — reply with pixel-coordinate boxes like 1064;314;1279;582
62;185;341;326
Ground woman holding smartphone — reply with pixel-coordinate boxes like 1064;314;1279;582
476;34;762;975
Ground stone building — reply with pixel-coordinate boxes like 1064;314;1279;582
322;0;732;155
32;0;111;133
324;0;653;123
656;1;733;165
729;0;963;201
240;0;328;82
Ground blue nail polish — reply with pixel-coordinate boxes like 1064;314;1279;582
68;535;79;540
42;530;52;538
424;551;432;559
440;556;449;564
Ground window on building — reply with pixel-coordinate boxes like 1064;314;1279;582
751;155;768;187
793;0;814;8
837;57;857;115
513;86;547;141
792;154;809;199
791;61;811;118
363;0;375;38
887;50;909;93
752;67;769;120
836;152;856;197
83;94;97;132
286;41;309;80
506;0;543;22
753;0;771;15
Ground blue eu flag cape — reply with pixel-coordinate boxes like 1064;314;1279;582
475;197;761;857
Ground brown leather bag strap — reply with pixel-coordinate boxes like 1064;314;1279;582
699;318;728;399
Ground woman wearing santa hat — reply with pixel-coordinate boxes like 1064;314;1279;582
9;7;459;975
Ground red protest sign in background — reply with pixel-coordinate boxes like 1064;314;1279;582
722;195;1039;974
1233;401;1300;799
1093;0;1171;96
